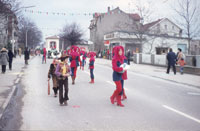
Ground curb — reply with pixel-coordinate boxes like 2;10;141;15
96;61;200;89
0;56;35;121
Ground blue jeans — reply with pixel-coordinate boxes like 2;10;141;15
180;66;184;73
90;69;94;79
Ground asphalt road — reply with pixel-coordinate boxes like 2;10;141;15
3;56;200;131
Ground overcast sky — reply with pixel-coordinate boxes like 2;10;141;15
21;0;175;42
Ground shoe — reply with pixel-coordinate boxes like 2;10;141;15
110;97;115;104
60;103;63;106
117;95;124;107
64;101;68;106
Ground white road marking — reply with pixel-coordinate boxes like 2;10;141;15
163;105;200;124
187;92;200;96
84;71;90;75
15;78;20;84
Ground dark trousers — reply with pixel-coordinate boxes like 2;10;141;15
90;68;94;79
58;78;69;104
127;59;130;65
2;65;6;73
9;60;12;70
25;60;28;65
167;64;176;74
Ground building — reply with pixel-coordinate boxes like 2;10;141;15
191;40;200;55
0;4;18;49
45;36;60;52
89;7;141;51
104;18;188;55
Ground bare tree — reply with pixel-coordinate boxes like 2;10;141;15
60;22;84;47
18;17;42;49
172;0;200;54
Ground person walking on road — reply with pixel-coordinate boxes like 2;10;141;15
166;48;176;75
55;55;71;106
8;50;14;70
69;46;81;85
88;52;96;84
48;59;59;97
24;47;30;65
18;48;22;58
110;46;127;107
0;48;9;74
42;48;47;64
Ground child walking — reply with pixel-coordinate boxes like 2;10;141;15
178;58;186;75
88;52;96;83
55;55;71;106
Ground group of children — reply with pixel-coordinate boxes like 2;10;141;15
48;46;96;106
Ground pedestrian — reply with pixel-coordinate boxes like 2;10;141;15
178;58;186;75
110;46;127;107
55;54;70;106
166;48;176;75
177;48;185;64
88;52;96;83
24;47;30;65
48;59;59;97
8;49;14;70
0;48;9;74
126;49;131;65
18;48;22;58
42;48;47;64
81;49;87;70
69;46;81;85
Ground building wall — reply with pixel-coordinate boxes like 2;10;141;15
150;19;182;37
143;35;188;54
46;38;60;52
90;8;139;51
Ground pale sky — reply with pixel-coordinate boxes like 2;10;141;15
21;0;175;42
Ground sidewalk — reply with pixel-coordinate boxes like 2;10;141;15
95;58;200;88
0;55;31;119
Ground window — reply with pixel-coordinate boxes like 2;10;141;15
177;44;187;53
165;25;167;30
172;26;174;30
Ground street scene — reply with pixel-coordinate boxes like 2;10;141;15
1;0;200;131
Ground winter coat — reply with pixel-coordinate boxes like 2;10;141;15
8;50;14;62
167;51;177;66
48;63;58;87
0;50;9;65
24;50;30;60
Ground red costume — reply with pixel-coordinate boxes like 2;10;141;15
110;46;127;107
88;52;96;83
69;46;81;85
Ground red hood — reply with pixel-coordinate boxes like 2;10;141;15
113;46;125;62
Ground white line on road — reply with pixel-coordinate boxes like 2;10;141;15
15;78;20;84
187;92;200;96
84;71;90;75
163;105;200;124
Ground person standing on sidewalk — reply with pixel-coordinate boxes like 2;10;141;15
0;48;9;74
178;58;186;75
18;48;22;58
126;49;131;65
24;47;30;65
166;48;176;75
110;46;127;107
8;50;14;70
55;55;71;106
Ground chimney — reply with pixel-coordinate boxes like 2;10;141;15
108;7;110;12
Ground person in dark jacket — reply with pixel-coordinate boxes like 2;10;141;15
0;48;9;74
8;50;14;70
166;48;176;75
126;49;131;65
24;47;30;65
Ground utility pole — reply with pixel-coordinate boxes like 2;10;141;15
11;17;15;53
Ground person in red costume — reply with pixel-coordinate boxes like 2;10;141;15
69;46;81;85
88;52;96;83
110;46;127;107
80;48;87;70
42;48;47;64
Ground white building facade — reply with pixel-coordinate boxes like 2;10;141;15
45;36;60;52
